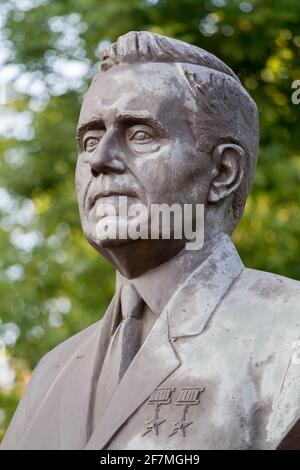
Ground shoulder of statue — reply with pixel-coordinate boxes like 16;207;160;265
237;267;300;309
33;318;102;380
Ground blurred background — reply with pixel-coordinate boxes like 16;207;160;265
0;0;300;440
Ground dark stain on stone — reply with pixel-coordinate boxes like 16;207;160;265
254;353;275;368
246;358;273;448
248;277;291;300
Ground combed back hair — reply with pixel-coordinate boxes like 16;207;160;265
101;31;239;81
99;31;259;232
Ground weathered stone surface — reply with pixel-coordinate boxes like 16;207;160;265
2;31;300;450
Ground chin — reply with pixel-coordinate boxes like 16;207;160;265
84;228;136;251
93;236;134;249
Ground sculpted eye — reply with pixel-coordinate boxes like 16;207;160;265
130;130;152;143
126;124;160;154
128;125;155;144
84;137;100;152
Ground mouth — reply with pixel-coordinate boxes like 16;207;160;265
88;191;139;210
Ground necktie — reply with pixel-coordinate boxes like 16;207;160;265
118;283;144;381
92;284;152;430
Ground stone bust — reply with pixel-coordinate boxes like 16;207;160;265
2;31;300;450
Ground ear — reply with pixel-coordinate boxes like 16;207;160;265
208;143;246;203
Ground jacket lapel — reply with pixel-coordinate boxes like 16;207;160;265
18;291;121;449
59;290;122;449
168;239;244;339
84;305;180;450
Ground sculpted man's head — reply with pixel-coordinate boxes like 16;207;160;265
76;31;259;278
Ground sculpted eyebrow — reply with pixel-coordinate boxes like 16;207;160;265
116;111;168;137
76;119;105;142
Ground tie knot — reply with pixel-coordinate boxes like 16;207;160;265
120;283;144;319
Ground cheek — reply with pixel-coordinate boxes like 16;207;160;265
179;151;213;202
75;159;91;199
129;155;174;203
131;142;211;203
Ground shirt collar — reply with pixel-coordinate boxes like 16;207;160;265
116;233;238;317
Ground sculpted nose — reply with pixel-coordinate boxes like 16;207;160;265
89;132;125;177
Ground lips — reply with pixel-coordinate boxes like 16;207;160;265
87;190;138;210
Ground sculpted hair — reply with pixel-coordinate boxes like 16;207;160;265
99;31;259;232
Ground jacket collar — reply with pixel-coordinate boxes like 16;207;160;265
117;234;242;320
167;236;244;339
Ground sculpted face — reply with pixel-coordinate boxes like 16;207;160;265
76;63;218;275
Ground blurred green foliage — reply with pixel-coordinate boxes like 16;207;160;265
0;0;300;439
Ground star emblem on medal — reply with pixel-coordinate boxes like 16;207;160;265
142;386;205;438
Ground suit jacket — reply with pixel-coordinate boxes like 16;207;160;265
2;240;300;450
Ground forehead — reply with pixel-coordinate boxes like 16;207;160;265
78;63;190;128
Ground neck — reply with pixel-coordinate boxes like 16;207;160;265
99;231;230;280
99;238;185;279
